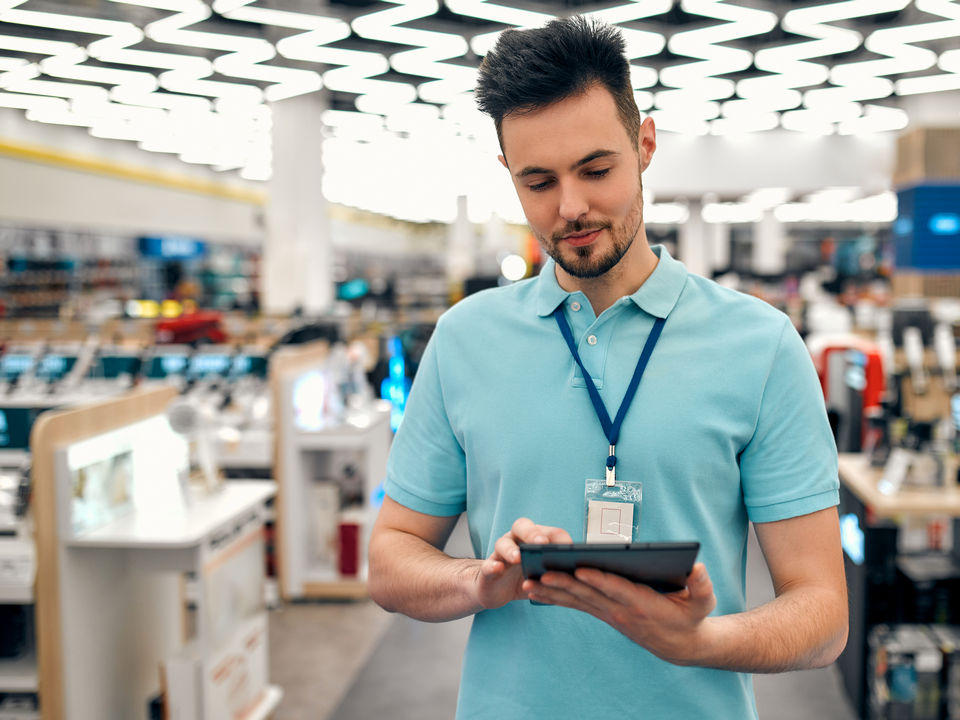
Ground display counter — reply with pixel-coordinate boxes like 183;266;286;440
836;453;960;719
30;387;282;720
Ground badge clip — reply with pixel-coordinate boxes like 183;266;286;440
605;445;617;487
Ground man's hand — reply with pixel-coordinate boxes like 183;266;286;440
523;562;717;665
474;517;574;610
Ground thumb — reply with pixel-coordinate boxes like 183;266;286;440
687;563;717;616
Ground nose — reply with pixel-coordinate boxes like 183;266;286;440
557;182;588;223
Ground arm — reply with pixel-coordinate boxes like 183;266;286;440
368;497;572;622
523;507;848;672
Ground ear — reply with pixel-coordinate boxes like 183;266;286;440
498;154;508;169
637;116;656;174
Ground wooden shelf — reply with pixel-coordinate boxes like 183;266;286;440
838;453;960;519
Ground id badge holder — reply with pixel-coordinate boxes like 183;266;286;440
583;477;642;543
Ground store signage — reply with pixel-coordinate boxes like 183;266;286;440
929;213;960;236
138;235;208;260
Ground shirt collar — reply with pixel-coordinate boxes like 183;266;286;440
535;244;688;319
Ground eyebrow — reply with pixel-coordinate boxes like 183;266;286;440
514;149;620;179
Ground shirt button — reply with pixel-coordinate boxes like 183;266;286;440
587;335;598;345
570;301;581;311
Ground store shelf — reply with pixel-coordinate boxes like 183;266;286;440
67;480;275;549
0;583;33;604
838;453;960;518
303;566;368;599
0;709;39;720
0;649;38;692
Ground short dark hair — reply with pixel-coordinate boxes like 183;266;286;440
475;16;641;153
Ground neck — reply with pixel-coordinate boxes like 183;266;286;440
555;237;659;316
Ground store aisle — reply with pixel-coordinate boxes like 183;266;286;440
271;520;858;720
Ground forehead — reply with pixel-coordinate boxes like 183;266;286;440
499;84;632;169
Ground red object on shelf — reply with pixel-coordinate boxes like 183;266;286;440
338;522;360;577
806;333;886;447
155;310;227;344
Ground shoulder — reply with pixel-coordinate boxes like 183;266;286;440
436;276;538;334
676;273;790;336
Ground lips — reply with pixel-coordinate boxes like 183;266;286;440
563;229;602;247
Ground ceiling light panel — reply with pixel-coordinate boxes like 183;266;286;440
0;0;958;222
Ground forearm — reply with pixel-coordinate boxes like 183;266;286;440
368;526;483;622
690;586;848;673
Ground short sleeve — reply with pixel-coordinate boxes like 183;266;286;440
739;320;839;523
384;328;467;516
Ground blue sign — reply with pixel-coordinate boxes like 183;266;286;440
139;235;207;260
894;184;960;269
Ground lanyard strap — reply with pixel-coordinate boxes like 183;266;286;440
553;307;665;447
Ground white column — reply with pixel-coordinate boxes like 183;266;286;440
709;220;731;272
263;93;333;315
446;195;476;283
752;209;787;275
678;199;709;276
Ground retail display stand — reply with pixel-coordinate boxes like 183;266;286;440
31;386;281;720
270;342;391;600
836;453;960;718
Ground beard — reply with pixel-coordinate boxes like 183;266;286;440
536;185;644;280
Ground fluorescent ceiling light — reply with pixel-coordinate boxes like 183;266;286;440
645;203;690;225
660;0;776;100
837;104;909;135
702;202;763;224
648;110;710;136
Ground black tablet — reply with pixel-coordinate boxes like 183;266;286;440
519;541;700;593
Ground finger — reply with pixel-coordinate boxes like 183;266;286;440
480;557;506;578
542;526;574;543
536;571;611;615
492;534;522;565
574;567;660;606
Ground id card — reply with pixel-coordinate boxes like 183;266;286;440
586;500;634;543
584;478;643;543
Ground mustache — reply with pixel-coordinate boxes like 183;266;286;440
551;220;611;243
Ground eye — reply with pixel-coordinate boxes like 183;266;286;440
528;178;555;192
585;168;610;179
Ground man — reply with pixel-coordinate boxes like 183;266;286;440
369;16;847;720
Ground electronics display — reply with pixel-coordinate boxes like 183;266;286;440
90;355;141;379
519;541;700;593
34;354;78;382
144;353;189;379
0;354;35;382
187;353;232;380
0;406;54;450
230;354;268;380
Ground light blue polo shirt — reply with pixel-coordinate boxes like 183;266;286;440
385;245;839;720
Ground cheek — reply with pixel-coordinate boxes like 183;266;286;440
518;196;554;234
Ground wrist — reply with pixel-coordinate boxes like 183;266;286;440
661;617;722;668
456;558;486;613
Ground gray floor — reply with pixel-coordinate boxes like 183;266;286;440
270;520;859;720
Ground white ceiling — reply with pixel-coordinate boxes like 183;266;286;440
1;0;958;223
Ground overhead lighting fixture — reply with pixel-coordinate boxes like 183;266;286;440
837;104;909;135
660;0;777;103
775;191;896;223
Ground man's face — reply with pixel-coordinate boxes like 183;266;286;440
499;84;654;279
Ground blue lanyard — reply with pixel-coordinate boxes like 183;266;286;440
553;306;665;485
